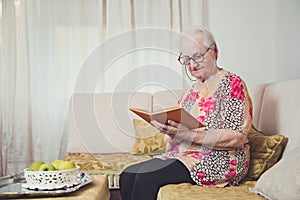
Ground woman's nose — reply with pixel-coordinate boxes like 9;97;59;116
189;59;199;68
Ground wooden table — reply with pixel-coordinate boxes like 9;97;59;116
16;175;110;200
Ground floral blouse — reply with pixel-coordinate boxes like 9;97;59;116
156;69;253;187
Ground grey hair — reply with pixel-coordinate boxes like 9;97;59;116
182;26;216;48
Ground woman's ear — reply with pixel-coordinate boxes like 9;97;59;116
214;44;219;60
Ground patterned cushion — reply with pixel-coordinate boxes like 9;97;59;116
246;125;288;180
65;153;152;173
131;119;165;155
64;153;152;188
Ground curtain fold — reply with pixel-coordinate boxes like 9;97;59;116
0;0;206;176
1;0;34;175
0;0;2;177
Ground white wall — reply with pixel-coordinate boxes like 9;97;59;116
273;0;300;82
207;0;300;88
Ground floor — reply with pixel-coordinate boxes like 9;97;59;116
110;189;122;200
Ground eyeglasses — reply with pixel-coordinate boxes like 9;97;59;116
177;47;211;66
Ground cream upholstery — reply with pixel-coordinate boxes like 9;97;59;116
67;92;152;153
253;145;300;200
248;83;270;128
255;80;300;155
152;89;182;112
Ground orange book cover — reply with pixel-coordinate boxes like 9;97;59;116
129;107;205;129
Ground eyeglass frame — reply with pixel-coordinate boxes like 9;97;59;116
177;45;214;66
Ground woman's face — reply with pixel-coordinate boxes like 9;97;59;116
180;36;217;82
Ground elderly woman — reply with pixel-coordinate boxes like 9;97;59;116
119;27;253;200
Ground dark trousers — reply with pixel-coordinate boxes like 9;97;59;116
119;158;195;200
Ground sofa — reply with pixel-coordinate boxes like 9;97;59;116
65;79;300;200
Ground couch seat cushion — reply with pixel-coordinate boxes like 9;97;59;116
157;181;264;200
65;152;152;173
64;153;153;188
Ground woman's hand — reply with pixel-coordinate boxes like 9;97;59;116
151;120;196;141
151;120;189;152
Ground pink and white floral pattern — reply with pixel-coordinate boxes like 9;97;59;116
229;74;245;101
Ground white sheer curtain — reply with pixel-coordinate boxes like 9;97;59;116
0;0;207;176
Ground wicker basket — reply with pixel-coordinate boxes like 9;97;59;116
23;166;81;190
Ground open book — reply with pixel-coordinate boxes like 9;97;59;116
129;107;205;129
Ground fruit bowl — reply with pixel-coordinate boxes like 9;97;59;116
22;166;81;190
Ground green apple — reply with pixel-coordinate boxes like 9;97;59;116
51;159;64;170
28;161;45;171
38;163;56;171
56;161;76;170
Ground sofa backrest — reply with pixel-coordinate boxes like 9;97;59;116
67;90;182;154
250;79;300;156
67;79;300;156
67;92;152;153
152;90;183;112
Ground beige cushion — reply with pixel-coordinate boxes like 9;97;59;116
257;79;300;156
67;92;152;153
253;145;300;200
131;119;165;155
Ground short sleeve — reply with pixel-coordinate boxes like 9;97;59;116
207;73;253;133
